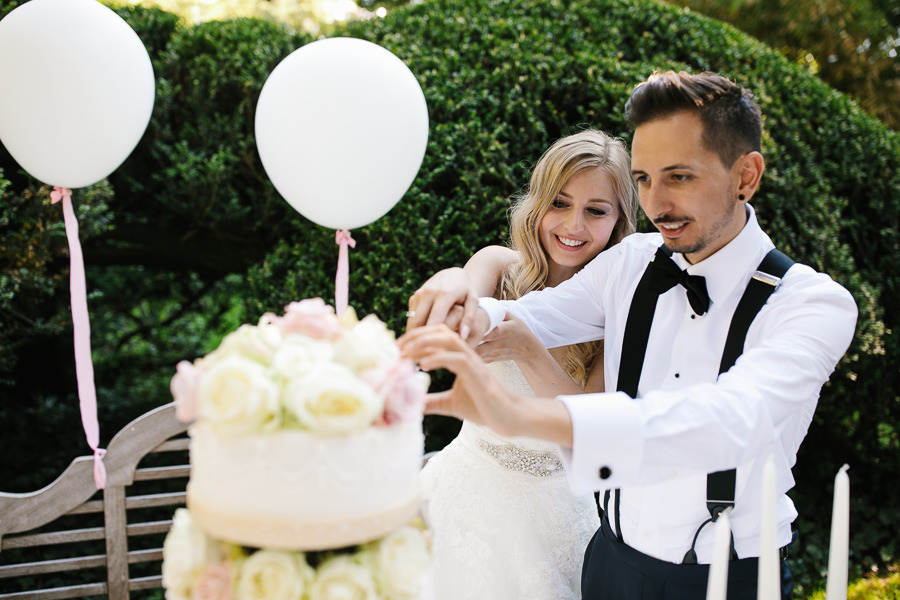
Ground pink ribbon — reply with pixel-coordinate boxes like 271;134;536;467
334;229;356;317
51;187;107;489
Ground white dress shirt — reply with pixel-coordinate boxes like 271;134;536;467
479;206;857;564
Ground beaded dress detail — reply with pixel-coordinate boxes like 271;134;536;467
420;361;600;600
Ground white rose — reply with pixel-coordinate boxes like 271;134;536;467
162;509;222;599
308;555;378;600
270;335;334;381
369;526;431;599
283;363;383;434
235;550;313;600
195;355;281;434
333;315;400;372
214;321;283;366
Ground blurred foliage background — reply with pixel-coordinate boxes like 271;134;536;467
0;0;898;597
666;0;899;129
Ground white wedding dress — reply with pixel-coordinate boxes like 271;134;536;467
420;361;600;600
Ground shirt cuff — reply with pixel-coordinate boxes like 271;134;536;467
477;297;507;335
557;392;644;495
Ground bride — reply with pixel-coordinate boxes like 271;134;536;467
407;129;638;599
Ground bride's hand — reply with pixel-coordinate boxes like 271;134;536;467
406;267;479;341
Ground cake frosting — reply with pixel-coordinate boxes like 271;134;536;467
162;298;432;599
187;416;424;550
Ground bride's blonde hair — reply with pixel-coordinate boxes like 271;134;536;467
499;129;637;386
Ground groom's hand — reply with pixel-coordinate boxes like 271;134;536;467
399;324;574;447
399;324;517;433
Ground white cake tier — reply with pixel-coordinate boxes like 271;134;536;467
186;417;424;550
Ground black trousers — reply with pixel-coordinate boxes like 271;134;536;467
581;516;793;600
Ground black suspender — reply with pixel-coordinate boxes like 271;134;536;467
601;246;673;540
616;248;670;398
706;248;795;521
608;245;795;559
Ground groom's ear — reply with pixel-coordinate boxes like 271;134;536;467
735;151;764;203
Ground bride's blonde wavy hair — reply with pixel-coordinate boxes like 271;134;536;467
499;129;638;386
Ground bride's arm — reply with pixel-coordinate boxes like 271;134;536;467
463;245;518;297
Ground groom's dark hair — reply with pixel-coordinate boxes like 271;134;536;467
625;70;762;168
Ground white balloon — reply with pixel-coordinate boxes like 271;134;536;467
255;37;429;230
0;0;155;189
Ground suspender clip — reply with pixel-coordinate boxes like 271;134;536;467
751;270;782;288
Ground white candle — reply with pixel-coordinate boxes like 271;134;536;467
825;464;850;600
707;509;732;600
758;456;780;599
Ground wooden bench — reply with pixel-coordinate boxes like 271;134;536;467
0;403;189;599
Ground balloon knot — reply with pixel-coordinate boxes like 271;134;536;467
50;186;71;205
335;229;357;248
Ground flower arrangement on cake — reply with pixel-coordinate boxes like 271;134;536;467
163;508;431;600
169;297;429;435
162;299;433;600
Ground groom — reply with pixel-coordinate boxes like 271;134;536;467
401;71;857;599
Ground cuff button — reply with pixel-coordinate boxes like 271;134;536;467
599;466;612;480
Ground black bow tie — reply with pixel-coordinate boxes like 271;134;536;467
647;247;710;315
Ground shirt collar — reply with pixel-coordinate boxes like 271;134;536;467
671;205;775;308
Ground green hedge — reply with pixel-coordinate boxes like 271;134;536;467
0;0;898;595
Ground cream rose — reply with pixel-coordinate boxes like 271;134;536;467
283;363;384;434
334;314;400;372
308;555;378;600
213;321;283;366
370;526;431;599
195;355;281;434
235;550;313;600
270;335;334;382
162;509;222;599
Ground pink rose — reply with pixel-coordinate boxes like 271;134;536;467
191;562;233;600
171;360;202;423
367;359;429;425
267;298;342;340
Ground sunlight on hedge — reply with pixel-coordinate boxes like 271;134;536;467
114;0;386;33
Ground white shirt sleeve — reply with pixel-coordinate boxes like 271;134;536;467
557;391;644;495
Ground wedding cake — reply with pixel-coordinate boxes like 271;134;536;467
161;298;432;600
